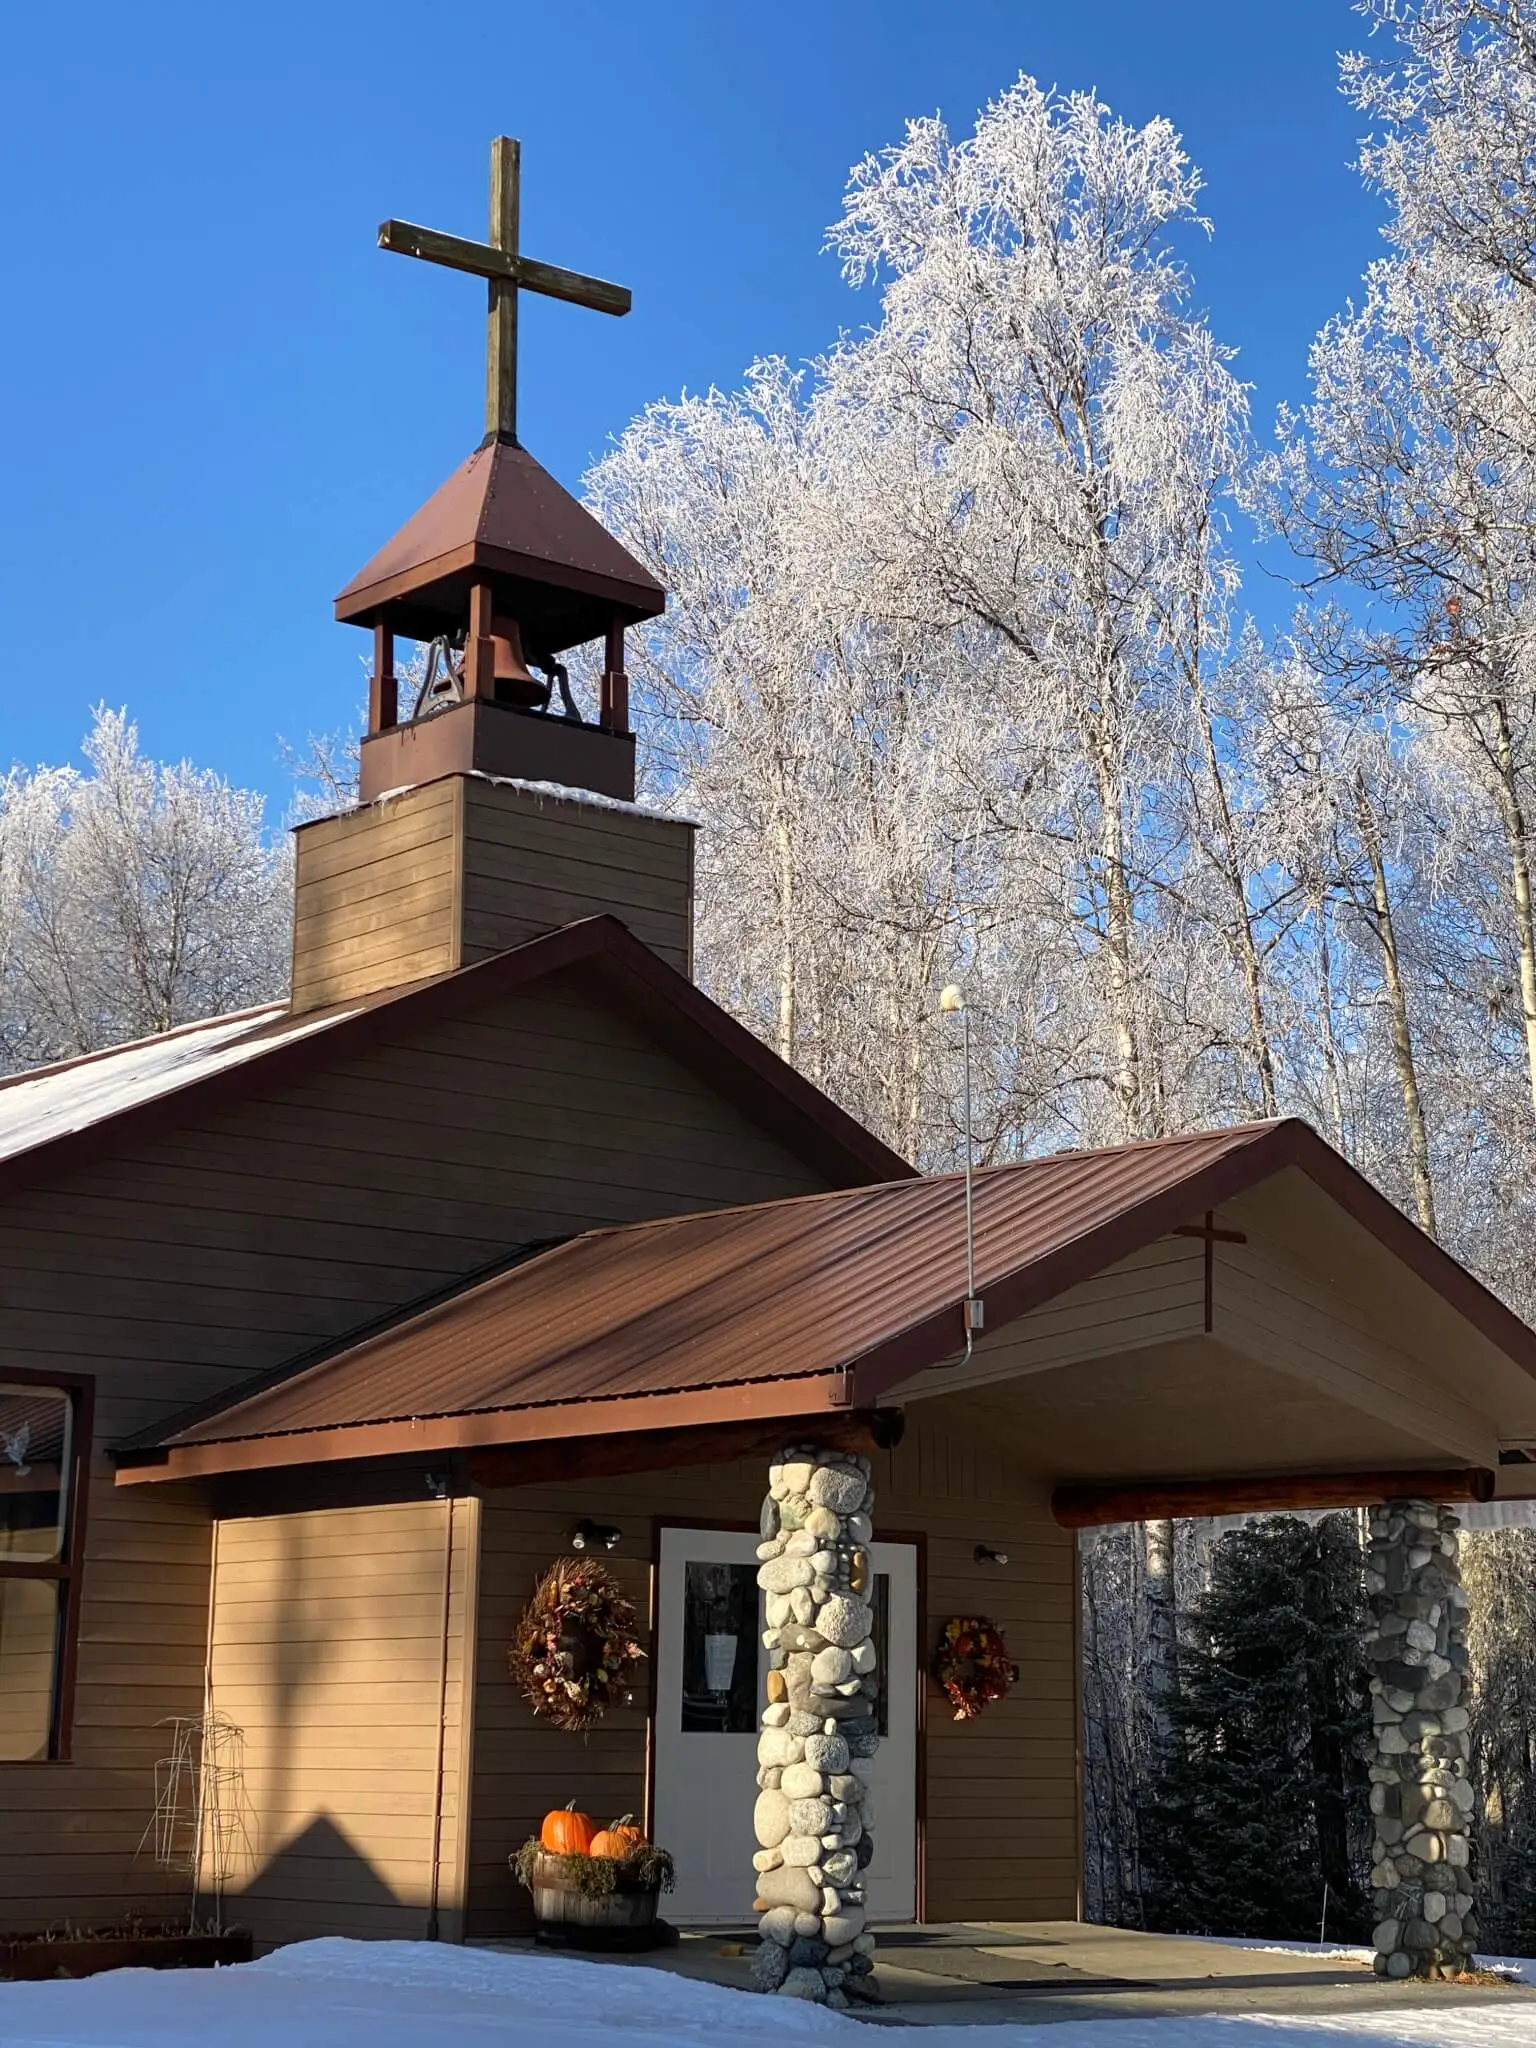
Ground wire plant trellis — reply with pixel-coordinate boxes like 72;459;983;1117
137;1710;251;1932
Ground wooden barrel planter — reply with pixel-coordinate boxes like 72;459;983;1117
527;1848;669;1952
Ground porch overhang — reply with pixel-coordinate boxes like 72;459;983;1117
114;1117;1536;1515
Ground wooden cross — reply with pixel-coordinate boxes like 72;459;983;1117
1171;1210;1248;1333
378;136;632;446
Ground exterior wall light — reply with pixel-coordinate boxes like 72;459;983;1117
572;1519;622;1552
974;1543;1009;1566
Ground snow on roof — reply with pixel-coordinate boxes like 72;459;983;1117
0;1001;356;1166
362;770;699;827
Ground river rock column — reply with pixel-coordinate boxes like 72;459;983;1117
1365;1500;1478;1980
748;1444;879;2007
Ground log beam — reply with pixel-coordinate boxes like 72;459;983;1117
1052;1466;1496;1529
466;1406;905;1491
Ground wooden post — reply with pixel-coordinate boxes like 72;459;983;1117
465;580;496;700
487;137;520;443
601;614;629;732
368;623;397;733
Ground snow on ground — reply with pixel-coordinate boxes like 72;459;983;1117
2;1939;1536;2048
1194;1936;1536;1988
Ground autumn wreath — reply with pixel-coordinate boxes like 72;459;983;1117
932;1615;1020;1721
509;1557;646;1733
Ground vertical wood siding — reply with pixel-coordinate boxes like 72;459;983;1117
465;1410;1077;1936
205;1497;479;1947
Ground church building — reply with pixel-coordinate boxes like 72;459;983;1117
4;141;1536;1984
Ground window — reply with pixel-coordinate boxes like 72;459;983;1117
679;1560;759;1733
0;1377;89;1762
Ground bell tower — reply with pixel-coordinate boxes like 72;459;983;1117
290;139;690;1014
334;135;665;804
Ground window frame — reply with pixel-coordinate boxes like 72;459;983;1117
0;1368;93;1764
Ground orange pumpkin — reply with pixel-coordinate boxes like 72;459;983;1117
540;1801;598;1855
590;1814;646;1859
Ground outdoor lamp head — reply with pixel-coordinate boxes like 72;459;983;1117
939;985;965;1014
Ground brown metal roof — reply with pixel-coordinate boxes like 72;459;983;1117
334;439;666;646
121;1116;1536;1483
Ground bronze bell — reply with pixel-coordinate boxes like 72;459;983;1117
490;617;550;711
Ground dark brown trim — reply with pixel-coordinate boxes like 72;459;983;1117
850;1119;1536;1404
0;913;911;1211
117;1374;856;1486
0;1368;92;1764
334;537;665;627
1070;1525;1085;1922
1052;1465;1498;1529
466;1408;905;1491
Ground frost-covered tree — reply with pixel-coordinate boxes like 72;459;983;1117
0;708;291;1069
1346;0;1536;290
591;78;1253;1157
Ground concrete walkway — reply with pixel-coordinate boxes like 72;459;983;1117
479;1920;1536;2028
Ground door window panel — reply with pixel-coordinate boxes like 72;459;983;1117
870;1572;890;1737
680;1560;758;1733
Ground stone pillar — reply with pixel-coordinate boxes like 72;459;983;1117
749;1443;880;2007
1365;1499;1478;1979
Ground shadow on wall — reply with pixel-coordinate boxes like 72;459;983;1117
226;1814;419;1945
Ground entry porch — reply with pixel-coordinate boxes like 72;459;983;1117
115;1117;1536;1980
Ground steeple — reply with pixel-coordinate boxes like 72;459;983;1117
333;137;666;804
290;139;691;1015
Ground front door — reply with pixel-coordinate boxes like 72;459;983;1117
652;1525;918;1925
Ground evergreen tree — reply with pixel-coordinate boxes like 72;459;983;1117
1145;1514;1370;1940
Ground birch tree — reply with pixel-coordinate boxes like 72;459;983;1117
0;708;290;1069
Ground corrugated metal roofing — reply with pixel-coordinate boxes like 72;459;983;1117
156;1121;1299;1451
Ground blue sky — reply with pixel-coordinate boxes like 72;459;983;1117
2;0;1385;814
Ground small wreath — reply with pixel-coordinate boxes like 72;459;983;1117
509;1557;646;1733
932;1615;1019;1721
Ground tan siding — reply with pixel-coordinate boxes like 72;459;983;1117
464;1409;1077;1936
291;782;461;1011
897;1237;1206;1402
459;779;693;976
206;1497;478;1947
0;966;832;1934
290;776;695;1010
1217;1239;1497;1466
0;1473;211;1930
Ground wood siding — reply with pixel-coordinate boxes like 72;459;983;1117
896;1237;1207;1403
0;1474;211;1929
0;966;830;1934
459;779;693;977
466;1408;1078;1936
205;1497;479;1946
291;778;695;1011
291;781;461;1011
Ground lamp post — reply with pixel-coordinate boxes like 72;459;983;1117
939;985;984;1353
